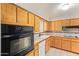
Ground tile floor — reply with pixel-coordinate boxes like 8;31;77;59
46;48;79;56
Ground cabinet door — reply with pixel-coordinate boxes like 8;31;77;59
17;7;28;26
1;3;16;24
29;13;34;26
62;40;71;51
34;43;39;56
70;19;79;26
61;19;70;26
34;16;40;32
71;42;79;53
50;37;55;47
50;21;55;31
54;21;62;31
43;21;49;31
55;38;61;48
43;21;47;31
26;50;34;56
45;37;50;54
39;40;45;56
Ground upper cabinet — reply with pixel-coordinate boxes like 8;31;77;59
61;19;70;26
43;20;47;31
1;3;16;24
43;20;50;31
28;13;34;26
34;16;40;32
17;7;29;26
50;21;55;31
54;20;62;31
70;19;79;26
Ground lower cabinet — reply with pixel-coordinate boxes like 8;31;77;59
50;36;71;51
45;37;50;54
71;42;79;53
62;39;71;51
54;37;61;48
50;36;55;47
34;43;39;56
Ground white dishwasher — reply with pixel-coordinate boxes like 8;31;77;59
39;40;45;56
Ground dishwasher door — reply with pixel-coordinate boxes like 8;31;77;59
39;40;45;56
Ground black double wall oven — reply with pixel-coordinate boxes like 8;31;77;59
1;24;34;56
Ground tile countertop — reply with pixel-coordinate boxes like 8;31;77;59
34;32;79;45
34;35;51;45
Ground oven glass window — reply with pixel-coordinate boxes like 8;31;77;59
10;37;31;55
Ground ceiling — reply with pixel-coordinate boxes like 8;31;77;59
16;3;79;21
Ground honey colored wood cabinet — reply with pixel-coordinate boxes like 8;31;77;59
50;21;55;31
54;37;61;48
34;43;39;56
71;42;79;53
34;16;40;32
17;7;29;26
70;19;79;26
1;3;16;24
50;36;55;47
29;13;34;26
45;37;50;54
43;20;50;31
54;21;62;31
62;39;71;51
61;19;70;26
71;38;79;53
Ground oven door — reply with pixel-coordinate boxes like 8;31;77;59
10;33;34;56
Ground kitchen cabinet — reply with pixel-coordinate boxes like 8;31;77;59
54;37;61;48
50;36;55;47
54;21;62;31
43;20;47;31
43;20;50;31
61;19;70;26
50;21;55;31
70;19;79;26
17;7;29;26
26;50;35;56
71;38;79;53
45;37;50;54
34;16;40;32
1;3;16;24
62;38;71;51
34;43;39;56
29;13;34;26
